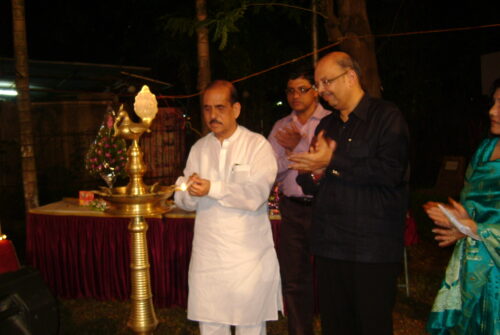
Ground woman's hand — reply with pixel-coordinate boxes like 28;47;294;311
448;198;478;237
423;201;453;229
423;200;463;247
423;198;478;247
431;225;465;247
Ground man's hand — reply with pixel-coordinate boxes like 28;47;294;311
287;130;336;172
274;123;302;151
187;173;210;197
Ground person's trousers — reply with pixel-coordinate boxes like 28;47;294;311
278;196;314;335
199;322;266;335
316;256;401;335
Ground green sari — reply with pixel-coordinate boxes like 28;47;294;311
427;137;500;335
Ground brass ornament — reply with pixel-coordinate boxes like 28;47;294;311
94;85;175;334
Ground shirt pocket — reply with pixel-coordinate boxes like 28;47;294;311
231;164;251;183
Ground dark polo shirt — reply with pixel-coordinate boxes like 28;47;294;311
297;94;410;263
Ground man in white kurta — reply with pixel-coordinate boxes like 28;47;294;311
174;80;282;335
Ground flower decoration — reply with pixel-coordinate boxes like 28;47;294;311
268;183;280;216
88;198;108;211
85;108;128;187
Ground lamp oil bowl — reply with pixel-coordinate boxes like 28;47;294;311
96;184;175;216
93;85;174;334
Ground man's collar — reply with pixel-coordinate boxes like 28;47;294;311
291;103;329;121
227;124;242;142
311;103;331;119
223;125;242;143
332;93;369;122
209;125;241;144
350;93;369;121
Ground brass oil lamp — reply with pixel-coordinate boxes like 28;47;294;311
94;85;175;334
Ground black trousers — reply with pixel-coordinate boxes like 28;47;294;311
278;196;315;335
316;256;401;335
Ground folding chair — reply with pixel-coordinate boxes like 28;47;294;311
399;248;410;297
399;211;418;297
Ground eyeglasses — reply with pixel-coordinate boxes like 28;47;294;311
285;86;314;96
314;71;348;90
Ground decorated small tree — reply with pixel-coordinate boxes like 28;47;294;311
85;108;128;188
268;183;280;216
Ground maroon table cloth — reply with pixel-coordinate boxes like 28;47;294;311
26;208;280;308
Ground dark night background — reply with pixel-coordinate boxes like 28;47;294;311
0;2;499;331
1;0;499;189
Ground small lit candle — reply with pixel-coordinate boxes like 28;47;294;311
176;180;193;192
0;229;6;252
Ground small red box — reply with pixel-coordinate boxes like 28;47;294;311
79;191;94;206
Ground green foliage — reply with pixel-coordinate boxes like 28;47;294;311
208;5;246;49
164;16;198;37
163;1;315;50
164;2;248;50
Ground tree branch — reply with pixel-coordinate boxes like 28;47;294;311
248;3;328;19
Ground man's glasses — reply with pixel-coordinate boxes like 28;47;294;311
285;86;314;96
314;71;348;90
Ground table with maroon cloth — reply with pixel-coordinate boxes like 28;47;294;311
26;199;281;308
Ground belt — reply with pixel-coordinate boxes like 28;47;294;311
285;196;314;206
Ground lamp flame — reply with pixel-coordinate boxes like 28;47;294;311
175;180;193;192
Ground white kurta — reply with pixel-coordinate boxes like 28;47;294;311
174;126;283;325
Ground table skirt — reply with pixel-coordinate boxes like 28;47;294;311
26;212;280;308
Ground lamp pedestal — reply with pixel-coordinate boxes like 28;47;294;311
94;85;175;334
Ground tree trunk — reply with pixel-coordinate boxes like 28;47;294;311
312;0;318;66
12;0;39;210
195;0;211;135
322;0;381;97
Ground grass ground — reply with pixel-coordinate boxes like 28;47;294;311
56;237;452;335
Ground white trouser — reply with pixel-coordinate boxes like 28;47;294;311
199;322;266;335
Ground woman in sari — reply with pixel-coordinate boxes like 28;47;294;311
423;78;500;334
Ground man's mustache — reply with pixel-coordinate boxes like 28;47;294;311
209;119;222;125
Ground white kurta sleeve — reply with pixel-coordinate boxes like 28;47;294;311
208;138;277;212
174;147;200;211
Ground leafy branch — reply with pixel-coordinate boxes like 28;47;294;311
163;1;327;50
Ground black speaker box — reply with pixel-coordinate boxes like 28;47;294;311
0;267;59;335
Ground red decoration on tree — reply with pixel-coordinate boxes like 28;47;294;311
268;183;280;216
85;108;128;187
